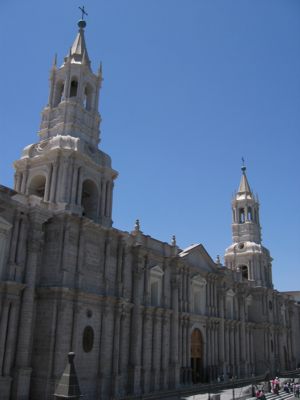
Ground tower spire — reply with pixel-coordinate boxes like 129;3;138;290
64;19;91;68
14;17;118;228
237;162;252;197
224;164;273;288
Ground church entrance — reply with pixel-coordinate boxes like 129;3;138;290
191;328;203;384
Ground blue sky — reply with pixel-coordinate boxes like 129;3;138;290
1;1;299;291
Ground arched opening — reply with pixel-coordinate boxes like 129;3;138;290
247;207;253;221
53;81;64;106
239;208;245;223
84;84;93;111
28;175;46;198
81;179;98;221
69;79;78;97
191;328;204;384
82;326;94;353
240;265;249;280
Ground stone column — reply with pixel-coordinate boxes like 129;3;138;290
100;179;107;218
230;324;235;374
14;172;22;192
98;303;113;399
59;157;69;202
49;161;59;202
152;312;162;391
105;181;111;217
170;275;180;388
111;304;122;398
0;300;13;400
2;302;19;377
70;163;79;205
12;211;48;400
142;309;152;393
20;169;28;194
44;164;52;202
161;312;170;389
128;251;144;395
0;300;10;375
76;168;83;207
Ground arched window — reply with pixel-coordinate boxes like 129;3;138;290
239;208;245;223
69;79;78;97
81;179;99;221
84;84;93;111
53;81;64;106
240;265;248;280
247;207;252;221
82;326;94;353
28;175;46;198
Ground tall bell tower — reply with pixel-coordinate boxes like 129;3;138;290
13;19;117;227
224;165;273;288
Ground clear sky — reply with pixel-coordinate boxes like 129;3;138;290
1;1;299;291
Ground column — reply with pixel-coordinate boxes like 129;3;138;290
219;294;225;374
20;169;28;194
111;304;122;398
0;300;13;400
14;172;22;192
142;309;152;393
152;312;161;391
109;182;114;218
98;303;113;398
3;302;19;376
44;164;52;202
105;181;110;217
70;164;79;205
128;253;144;395
161;312;170;389
49;162;58;202
12;213;46;400
100;179;107;218
59;157;69;202
170;276;180;388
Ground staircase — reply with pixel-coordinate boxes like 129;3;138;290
253;390;295;400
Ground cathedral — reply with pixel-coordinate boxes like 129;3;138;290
0;19;299;400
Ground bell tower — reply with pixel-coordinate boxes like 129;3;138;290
224;165;273;288
13;19;117;227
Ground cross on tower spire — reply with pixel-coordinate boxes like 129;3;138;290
79;5;88;20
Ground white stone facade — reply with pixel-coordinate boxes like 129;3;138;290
0;20;299;400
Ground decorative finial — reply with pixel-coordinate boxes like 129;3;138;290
171;235;177;246
98;62;103;79
241;157;246;173
134;219;140;232
216;255;221;265
78;6;88;29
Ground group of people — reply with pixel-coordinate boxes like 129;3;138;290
254;377;300;399
283;380;300;398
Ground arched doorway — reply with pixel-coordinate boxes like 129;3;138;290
191;328;203;384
